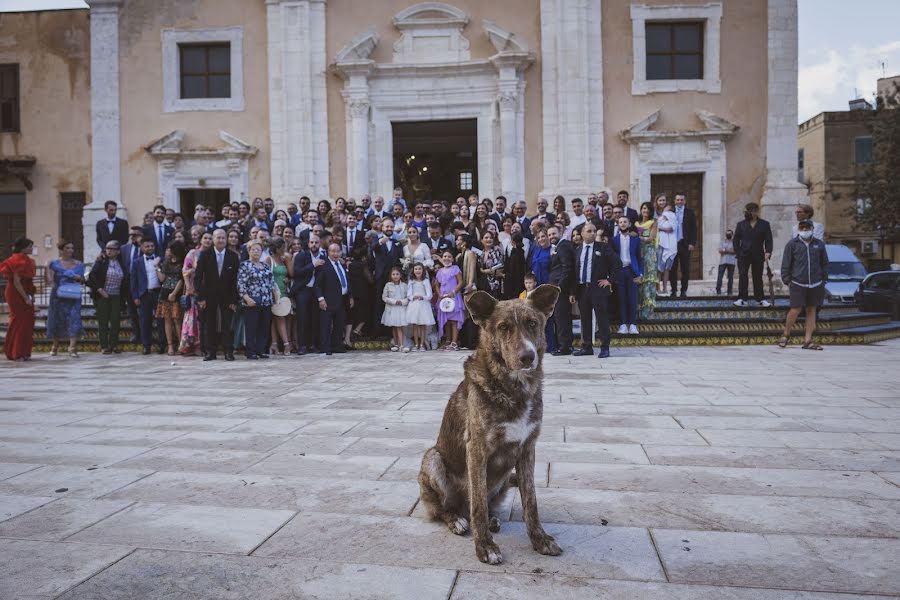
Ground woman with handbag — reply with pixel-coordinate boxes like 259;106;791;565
46;240;85;357
154;240;186;356
0;238;37;361
179;228;211;357
86;240;129;354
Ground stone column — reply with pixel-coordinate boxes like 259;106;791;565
761;0;808;270
539;0;604;201
347;98;371;199
498;91;518;200
83;0;124;254
267;0;330;205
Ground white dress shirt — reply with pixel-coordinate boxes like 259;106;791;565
143;255;160;290
617;233;631;267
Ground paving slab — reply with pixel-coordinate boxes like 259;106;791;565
563;427;708;445
0;465;152;498
450;573;899;600
509;488;900;537
549;462;900;498
244;452;397;479
111;446;270;474
104;471;419;515
56;549;457;600
254;511;665;581
0;493;55;521
68;502;296;554
643;445;900;471
0;497;134;540
159;431;292;452
697;430;887;449
0;461;41;481
0;441;151;467
653;529;900;595
64;427;186;447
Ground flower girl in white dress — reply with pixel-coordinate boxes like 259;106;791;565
381;266;409;352
405;262;435;351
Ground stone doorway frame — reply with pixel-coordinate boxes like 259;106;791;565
332;5;533;203
621;110;738;280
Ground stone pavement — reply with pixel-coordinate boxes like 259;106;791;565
0;340;898;599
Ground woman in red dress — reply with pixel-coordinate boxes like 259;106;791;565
0;238;37;361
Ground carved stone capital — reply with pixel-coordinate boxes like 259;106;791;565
347;98;370;118
497;91;518;111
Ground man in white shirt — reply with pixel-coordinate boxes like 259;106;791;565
790;204;826;240
366;196;389;219
569;197;587;229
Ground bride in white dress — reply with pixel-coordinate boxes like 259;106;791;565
402;226;434;272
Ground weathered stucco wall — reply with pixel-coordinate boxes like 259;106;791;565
0;10;91;264
601;0;768;230
117;0;270;219
324;0;543;204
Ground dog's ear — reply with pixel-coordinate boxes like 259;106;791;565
466;291;498;326
528;284;560;318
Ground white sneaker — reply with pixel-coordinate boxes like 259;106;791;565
733;299;747;307
759;300;771;307
401;346;411;353
629;324;639;335
390;345;399;352
617;324;628;334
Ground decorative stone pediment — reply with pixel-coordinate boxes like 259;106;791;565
391;2;470;63
335;29;378;63
145;130;258;159
620;110;739;143
483;20;529;54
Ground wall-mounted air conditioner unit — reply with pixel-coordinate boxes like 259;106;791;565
861;240;879;255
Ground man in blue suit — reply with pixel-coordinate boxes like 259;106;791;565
290;234;326;354
611;216;644;335
129;238;165;354
314;243;353;356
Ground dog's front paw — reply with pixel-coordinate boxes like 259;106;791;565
489;515;501;533
532;533;562;556
448;517;469;536
475;539;503;565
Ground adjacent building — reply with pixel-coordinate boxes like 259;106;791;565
0;0;806;283
798;86;900;267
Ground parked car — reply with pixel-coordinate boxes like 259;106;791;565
856;270;900;320
824;245;867;304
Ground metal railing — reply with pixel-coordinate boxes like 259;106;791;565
0;264;95;307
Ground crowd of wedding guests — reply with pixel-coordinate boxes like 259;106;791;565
2;189;711;361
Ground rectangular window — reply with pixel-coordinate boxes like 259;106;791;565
179;43;231;99
856;197;872;216
0;64;20;132
645;22;704;80
854;136;873;164
459;171;473;191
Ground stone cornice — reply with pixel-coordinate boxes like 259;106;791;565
145;130;258;160
620;110;740;143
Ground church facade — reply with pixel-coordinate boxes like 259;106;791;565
0;0;806;279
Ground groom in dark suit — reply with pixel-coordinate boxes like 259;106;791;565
290;233;326;354
95;200;130;250
572;222;622;359
194;229;239;361
314;243;353;356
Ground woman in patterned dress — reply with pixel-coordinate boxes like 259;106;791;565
180;228;211;356
46;240;85;357
637;201;658;319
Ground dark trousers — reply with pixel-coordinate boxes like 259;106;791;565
738;254;765;301
372;276;389;337
577;284;610;351
670;240;691;294
716;264;735;295
319;298;347;354
243;306;271;357
202;302;234;356
137;289;163;352
617;266;639;326
95;294;121;350
552;290;573;351
292;288;315;350
126;297;141;341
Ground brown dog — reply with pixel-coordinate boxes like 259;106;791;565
418;284;561;565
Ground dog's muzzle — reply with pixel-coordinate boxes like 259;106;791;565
518;348;536;370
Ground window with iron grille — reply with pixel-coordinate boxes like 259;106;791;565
0;64;20;132
459;171;473;191
645;22;704;80
854;136;873;164
179;44;231;99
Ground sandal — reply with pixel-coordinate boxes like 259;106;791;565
283;342;292;356
448;342;459;351
802;341;824;350
167;345;176;357
777;336;788;349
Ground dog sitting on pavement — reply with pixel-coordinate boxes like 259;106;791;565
418;284;562;565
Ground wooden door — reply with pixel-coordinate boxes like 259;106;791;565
650;173;703;279
0;193;26;261
60;192;86;261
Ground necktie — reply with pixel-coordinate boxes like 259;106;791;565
158;224;164;247
581;245;590;284
349;230;354;246
216;251;223;276
335;262;347;289
676;208;683;241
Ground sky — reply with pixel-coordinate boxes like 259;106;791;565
1;0;898;124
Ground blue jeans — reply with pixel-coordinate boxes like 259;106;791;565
243;306;271;357
617;266;639;326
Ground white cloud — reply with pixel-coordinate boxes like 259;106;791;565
0;0;87;12
799;41;900;122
